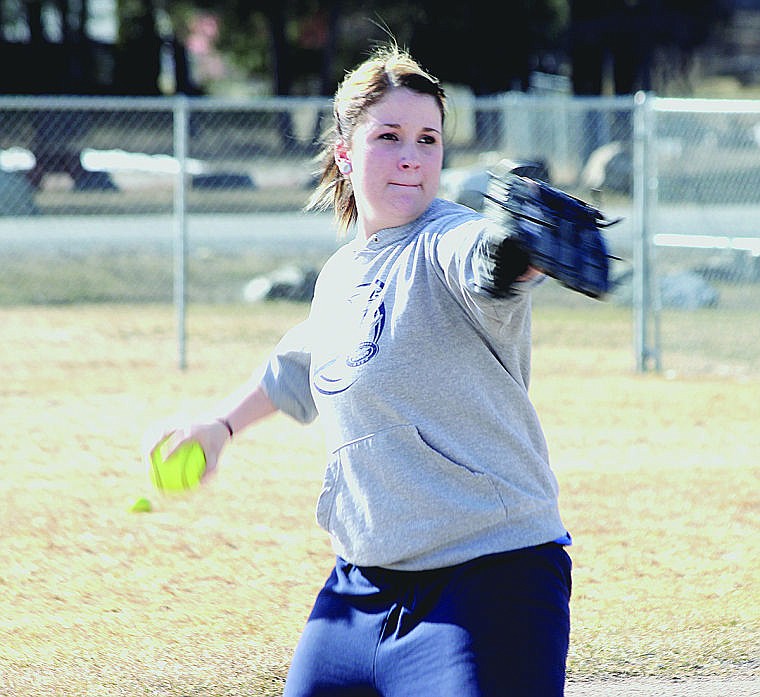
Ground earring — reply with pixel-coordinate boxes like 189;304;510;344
338;161;352;175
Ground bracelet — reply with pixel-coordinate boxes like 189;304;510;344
216;418;234;439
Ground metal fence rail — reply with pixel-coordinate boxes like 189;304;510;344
1;93;758;375
642;95;760;376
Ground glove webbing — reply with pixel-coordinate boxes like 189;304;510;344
484;174;617;299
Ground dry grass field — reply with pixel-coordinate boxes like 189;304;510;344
1;295;758;696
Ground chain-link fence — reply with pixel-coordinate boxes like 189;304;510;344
642;96;760;377
1;93;758;375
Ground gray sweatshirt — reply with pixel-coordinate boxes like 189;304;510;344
260;198;568;571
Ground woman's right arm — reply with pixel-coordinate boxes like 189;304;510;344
219;380;279;436
146;379;279;483
146;316;318;483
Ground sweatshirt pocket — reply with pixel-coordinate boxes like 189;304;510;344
315;424;506;567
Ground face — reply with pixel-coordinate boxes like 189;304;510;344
337;87;444;238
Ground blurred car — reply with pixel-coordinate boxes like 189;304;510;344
439;158;550;211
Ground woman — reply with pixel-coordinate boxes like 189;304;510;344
150;44;572;696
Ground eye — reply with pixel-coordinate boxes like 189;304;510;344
419;134;439;145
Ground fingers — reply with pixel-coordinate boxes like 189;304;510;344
143;419;229;485
145;427;186;462
157;429;190;461
515;266;543;282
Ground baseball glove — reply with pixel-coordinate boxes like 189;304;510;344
482;161;620;299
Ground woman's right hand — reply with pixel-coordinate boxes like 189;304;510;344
145;418;232;484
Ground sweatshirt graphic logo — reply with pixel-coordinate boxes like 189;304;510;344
313;279;386;395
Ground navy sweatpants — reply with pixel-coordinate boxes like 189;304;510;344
284;543;572;697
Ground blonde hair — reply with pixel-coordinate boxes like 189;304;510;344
305;44;446;235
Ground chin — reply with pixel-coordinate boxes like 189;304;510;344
391;197;433;223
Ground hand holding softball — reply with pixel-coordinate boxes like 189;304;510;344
145;419;231;492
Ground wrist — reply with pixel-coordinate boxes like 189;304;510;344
216;417;234;440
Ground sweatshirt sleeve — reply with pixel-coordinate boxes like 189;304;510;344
433;216;543;300
259;320;318;424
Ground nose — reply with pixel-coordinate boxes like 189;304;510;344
398;144;420;170
399;156;420;170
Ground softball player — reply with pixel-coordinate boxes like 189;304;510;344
153;43;572;696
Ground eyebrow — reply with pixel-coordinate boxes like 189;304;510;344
379;122;441;134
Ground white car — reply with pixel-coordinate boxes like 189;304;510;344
439;159;550;211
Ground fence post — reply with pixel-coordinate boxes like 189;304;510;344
173;96;188;370
632;91;661;372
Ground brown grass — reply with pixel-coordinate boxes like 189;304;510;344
1;300;757;695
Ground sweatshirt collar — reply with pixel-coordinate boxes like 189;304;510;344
352;199;445;253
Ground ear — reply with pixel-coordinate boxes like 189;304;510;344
334;140;352;175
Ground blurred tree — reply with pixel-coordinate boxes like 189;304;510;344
408;0;566;94
568;0;734;96
160;0;566;147
403;0;566;145
178;0;567;97
0;0;738;98
0;0;104;94
115;0;163;95
179;0;344;96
